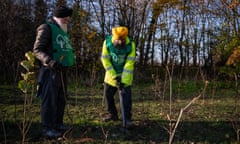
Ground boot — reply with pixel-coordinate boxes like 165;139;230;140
103;114;119;122
42;128;61;139
55;124;70;132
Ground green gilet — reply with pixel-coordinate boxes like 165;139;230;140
48;23;74;67
106;36;132;73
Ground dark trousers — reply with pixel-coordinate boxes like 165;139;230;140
104;83;132;120
37;67;67;130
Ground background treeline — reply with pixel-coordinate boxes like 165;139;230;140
1;0;240;85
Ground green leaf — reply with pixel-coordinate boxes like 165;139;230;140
20;60;32;71
20;72;36;83
25;51;35;63
21;73;29;81
18;80;30;93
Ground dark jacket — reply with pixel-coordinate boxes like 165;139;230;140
33;19;58;67
33;19;67;98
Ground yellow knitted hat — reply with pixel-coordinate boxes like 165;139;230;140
112;26;128;41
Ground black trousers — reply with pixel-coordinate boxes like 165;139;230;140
37;66;67;129
103;83;132;121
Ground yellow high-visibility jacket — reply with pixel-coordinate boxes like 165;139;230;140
101;36;136;87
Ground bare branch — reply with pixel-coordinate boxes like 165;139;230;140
168;81;208;144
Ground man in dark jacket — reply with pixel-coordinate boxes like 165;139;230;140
33;6;74;139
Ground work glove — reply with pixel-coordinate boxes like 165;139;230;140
115;76;121;84
115;76;124;91
53;62;62;71
119;82;124;91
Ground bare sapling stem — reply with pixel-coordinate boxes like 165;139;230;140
168;81;208;144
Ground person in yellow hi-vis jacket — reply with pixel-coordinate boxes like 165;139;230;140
101;26;136;127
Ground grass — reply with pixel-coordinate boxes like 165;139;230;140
0;80;239;144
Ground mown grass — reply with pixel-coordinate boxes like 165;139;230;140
0;80;239;144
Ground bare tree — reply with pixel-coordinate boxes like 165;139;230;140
34;0;48;27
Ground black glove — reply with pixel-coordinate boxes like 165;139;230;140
53;62;62;70
48;60;62;70
115;76;125;90
115;76;121;84
119;82;124;91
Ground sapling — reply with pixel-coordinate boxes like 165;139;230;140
18;51;37;144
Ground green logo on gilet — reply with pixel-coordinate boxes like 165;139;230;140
48;23;74;67
106;36;131;73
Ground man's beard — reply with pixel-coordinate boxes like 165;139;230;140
59;23;68;32
53;17;68;32
113;42;126;49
